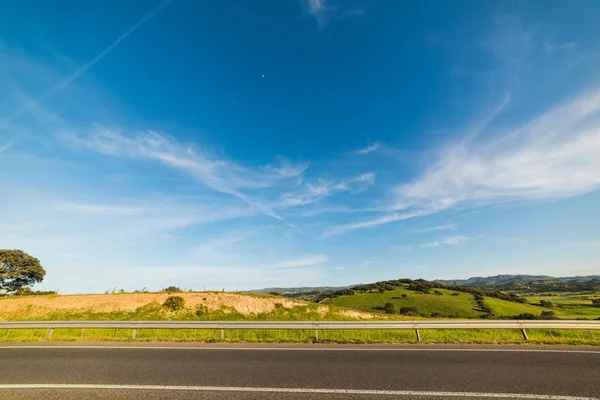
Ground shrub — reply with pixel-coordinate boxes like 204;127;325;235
592;299;600;307
269;291;281;296
433;290;443;296
163;295;185;311
430;312;441;318
480;304;493;314
13;288;56;296
539;300;554;308
451;292;460;296
540;310;557;319
400;306;419;316
195;305;208;317
165;286;182;293
512;313;537;320
401;293;408;298
383;302;396;314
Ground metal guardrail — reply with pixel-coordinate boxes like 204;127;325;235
1;320;598;341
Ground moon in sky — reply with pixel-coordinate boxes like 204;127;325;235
262;74;265;78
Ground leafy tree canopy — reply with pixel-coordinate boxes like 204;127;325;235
0;250;46;294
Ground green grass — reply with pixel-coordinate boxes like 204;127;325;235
327;286;483;318
0;327;597;345
486;296;600;319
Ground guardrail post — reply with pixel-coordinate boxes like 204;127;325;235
521;328;528;341
315;330;319;342
6;329;11;339
415;329;421;342
48;328;54;339
589;330;594;340
221;329;224;341
132;328;137;339
80;329;84;339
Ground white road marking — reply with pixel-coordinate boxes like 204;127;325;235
0;345;598;354
0;384;596;399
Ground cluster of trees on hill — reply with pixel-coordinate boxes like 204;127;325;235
321;278;530;305
498;279;600;293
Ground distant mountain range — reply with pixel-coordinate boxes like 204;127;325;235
435;274;600;286
250;286;355;295
251;275;600;294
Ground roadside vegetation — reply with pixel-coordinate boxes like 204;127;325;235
0;327;597;346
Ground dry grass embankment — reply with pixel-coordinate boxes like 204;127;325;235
0;292;375;321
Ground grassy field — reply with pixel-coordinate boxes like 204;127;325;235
327;287;483;318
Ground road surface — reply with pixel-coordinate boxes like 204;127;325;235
0;344;598;399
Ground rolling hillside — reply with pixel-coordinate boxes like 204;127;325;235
326;284;600;319
326;286;483;318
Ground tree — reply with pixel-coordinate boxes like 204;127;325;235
383;302;396;314
0;250;46;294
400;306;419;316
592;299;600;308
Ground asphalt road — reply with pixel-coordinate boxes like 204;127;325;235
0;344;598;399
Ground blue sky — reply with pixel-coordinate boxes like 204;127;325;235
1;0;600;293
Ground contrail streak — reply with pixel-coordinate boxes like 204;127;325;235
5;0;175;121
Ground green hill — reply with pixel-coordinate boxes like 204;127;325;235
326;284;600;319
326;286;484;318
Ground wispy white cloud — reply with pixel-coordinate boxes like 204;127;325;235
306;0;327;26
355;142;382;155
267;156;309;177
414;224;457;233
422;235;470;248
303;0;364;27
321;210;432;238
59;126;307;223
4;0;175;122
189;231;252;256
55;202;141;215
544;41;576;57
396;88;600;210
274;253;329;268
279;172;375;207
0;140;15;153
326;88;600;237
